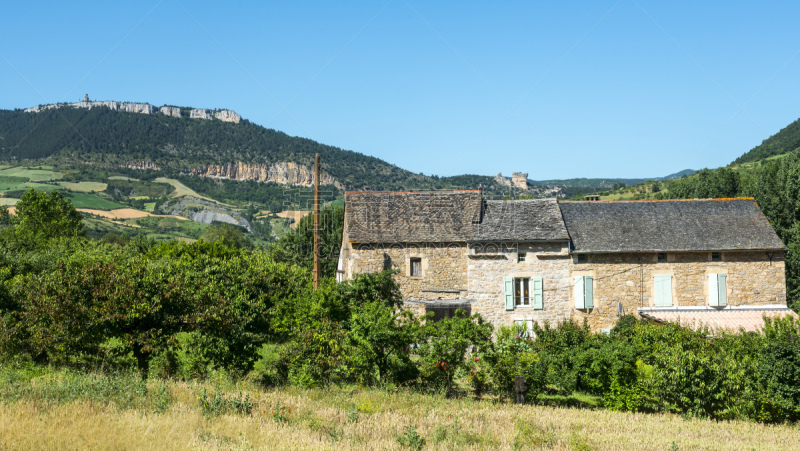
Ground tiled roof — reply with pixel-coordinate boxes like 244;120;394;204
344;191;568;243
345;191;482;243
559;198;786;253
473;199;569;241
638;306;798;333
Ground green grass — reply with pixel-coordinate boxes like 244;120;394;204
144;202;156;213
64;193;125;210
0;166;62;182
0;198;19;206
0;182;62;194
108;176;139;181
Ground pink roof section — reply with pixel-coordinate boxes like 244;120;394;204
638;306;798;333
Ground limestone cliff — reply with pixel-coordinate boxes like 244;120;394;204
214;110;241;124
159;106;181;118
182;161;343;189
24;100;242;124
125;161;161;171
190;108;213;120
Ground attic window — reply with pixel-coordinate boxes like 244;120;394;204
518;252;527;263
577;254;587;264
657;253;667;263
711;252;721;262
410;258;422;277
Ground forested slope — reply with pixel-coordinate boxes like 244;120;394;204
733;116;800;164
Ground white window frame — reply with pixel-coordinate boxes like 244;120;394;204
518;252;527;263
514;277;531;307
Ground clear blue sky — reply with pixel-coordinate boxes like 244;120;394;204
2;1;799;180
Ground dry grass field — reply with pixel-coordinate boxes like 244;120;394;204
57;181;108;192
1;376;798;451
77;208;189;221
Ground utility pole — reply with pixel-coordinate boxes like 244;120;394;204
313;153;321;290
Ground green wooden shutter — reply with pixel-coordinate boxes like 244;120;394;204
584;276;594;309
709;274;719;306
504;277;514;311
717;273;727;306
532;276;543;310
654;275;672;307
574;276;585;309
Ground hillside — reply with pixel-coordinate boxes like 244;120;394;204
733;116;800;164
0;105;514;193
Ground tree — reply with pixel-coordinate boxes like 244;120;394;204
270;205;344;278
8;188;83;247
201;222;251;249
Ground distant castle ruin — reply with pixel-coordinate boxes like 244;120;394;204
512;172;528;189
494;171;530;190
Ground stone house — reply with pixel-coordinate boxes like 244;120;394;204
338;191;795;332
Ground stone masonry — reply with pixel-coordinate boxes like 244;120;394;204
569;251;786;331
468;242;571;328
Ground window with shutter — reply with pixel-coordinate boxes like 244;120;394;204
654;274;672;307
532;276;543;310
584;275;593;309
504;277;514;311
708;273;727;306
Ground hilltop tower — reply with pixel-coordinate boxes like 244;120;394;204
512;172;528;190
84;93;89;102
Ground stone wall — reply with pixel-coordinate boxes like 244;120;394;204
569;251;787;331
341;241;468;301
468;242;571;328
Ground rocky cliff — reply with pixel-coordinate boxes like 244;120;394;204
213;110;241;123
182;161;343;189
159;106;181;118
25;100;241;124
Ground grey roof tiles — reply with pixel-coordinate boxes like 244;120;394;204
344;191;786;252
559;198;786;253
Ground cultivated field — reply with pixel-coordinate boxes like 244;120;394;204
57;181;108;192
0;166;61;181
154;177;229;205
1;373;798;450
77;208;189;221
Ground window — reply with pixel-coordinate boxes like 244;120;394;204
504;276;543;310
577;254;587;263
654;274;672;307
410;258;422;277
711;252;721;262
708;273;727;306
514;319;535;338
574;275;593;309
518;252;527;263
514;278;530;306
657;253;667;263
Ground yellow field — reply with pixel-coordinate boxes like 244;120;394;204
1;381;798;450
276;210;312;229
77;208;189;221
0;198;18;206
57;181;108;192
153;177;232;206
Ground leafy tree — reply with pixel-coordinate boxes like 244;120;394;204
5;188;83;247
270;205;344;278
201;222;252;249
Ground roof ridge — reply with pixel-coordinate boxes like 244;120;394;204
559;197;755;204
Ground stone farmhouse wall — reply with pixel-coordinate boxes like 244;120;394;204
468;242;571;328
341;240;469;301
569;251;786;331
